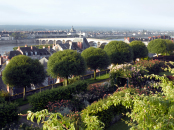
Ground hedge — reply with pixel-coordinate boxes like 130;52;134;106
0;101;19;128
28;81;88;111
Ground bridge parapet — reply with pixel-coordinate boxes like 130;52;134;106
36;38;112;47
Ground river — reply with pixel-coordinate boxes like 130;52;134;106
0;38;124;55
0;42;40;55
109;39;124;41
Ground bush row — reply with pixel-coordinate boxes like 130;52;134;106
0;101;19;128
28;81;88;111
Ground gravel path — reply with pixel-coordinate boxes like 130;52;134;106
18;104;43;128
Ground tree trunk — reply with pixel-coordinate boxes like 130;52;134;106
23;86;26;100
64;76;68;86
133;58;136;64
94;69;96;80
157;54;158;57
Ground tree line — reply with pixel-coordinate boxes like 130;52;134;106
2;39;174;100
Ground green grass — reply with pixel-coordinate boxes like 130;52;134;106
13;95;32;106
106;116;131;130
84;73;110;84
159;71;174;76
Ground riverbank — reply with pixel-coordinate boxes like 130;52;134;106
0;39;36;45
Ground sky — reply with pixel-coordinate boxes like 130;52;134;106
1;0;174;29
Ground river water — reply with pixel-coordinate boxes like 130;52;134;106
0;42;40;55
0;38;124;55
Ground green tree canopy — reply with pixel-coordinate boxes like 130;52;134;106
2;55;46;100
165;39;174;53
129;40;148;62
81;47;110;80
104;41;133;64
47;50;86;86
147;39;168;57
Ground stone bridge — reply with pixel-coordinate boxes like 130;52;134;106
36;38;111;47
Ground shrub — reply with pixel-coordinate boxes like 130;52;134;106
110;64;148;88
46;99;73;114
0;102;19;129
81;87;134;128
72;82;114;105
29;81;88;111
136;59;165;74
0;90;10;101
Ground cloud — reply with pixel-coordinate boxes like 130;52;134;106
1;0;174;28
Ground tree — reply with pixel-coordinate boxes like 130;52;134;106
2;55;46;100
11;32;26;43
165;39;174;54
147;39;168;57
104;41;133;64
81;47;110;80
47;50;86;86
129;40;148;63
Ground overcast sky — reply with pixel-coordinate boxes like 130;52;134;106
1;0;174;29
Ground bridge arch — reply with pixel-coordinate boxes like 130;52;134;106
48;40;53;44
89;41;97;47
41;40;46;44
65;40;72;43
56;40;62;44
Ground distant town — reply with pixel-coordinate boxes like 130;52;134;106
0;26;174;40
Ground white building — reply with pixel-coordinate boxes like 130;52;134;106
1;34;14;40
67;26;87;37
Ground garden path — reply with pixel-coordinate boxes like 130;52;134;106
18;104;43;128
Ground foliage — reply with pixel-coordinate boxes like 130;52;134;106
2;55;46;100
72;82;114;104
141;56;152;60
28;81;88;112
0;101;19;129
129;40;148;62
81;87;135;128
104;41;133;64
46;100;73;114
165;39;174;54
110;64;148;87
27;109;104;130
135;59;165;74
81;47;110;79
27;62;174;129
0;90;10;101
47;49;86;85
63;76;80;86
11;32;27;40
147;39;168;57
